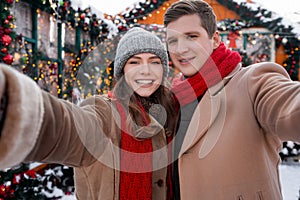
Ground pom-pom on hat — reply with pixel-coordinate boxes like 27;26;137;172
114;27;169;80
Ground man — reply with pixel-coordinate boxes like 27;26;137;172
164;0;300;199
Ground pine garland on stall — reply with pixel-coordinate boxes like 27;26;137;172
0;163;75;199
0;0;16;65
0;163;46;199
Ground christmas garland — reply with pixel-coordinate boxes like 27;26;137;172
0;0;15;65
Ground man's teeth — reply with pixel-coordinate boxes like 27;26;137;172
136;80;153;84
180;58;189;62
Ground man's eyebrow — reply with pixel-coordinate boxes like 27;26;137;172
184;31;200;35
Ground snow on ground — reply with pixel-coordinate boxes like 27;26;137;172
57;163;300;199
279;163;300;200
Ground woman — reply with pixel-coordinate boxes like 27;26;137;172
0;27;177;200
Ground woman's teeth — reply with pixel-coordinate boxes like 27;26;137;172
136;80;153;84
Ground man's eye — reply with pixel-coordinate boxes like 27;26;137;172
187;35;198;40
167;39;176;45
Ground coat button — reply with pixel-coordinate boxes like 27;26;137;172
157;179;164;187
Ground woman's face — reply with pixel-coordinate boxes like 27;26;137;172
123;52;164;97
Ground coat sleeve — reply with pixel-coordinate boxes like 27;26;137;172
0;63;115;169
247;62;300;142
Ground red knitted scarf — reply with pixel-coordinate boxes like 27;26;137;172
172;42;241;106
115;99;153;200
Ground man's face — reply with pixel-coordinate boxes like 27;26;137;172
166;14;220;77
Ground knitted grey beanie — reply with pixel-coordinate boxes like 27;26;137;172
114;27;169;80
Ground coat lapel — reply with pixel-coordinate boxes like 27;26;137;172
198;90;225;159
179;82;222;157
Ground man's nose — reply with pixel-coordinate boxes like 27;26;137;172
174;39;189;55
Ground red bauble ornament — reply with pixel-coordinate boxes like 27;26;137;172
0;185;6;195
1;35;12;46
7;15;13;21
80;13;85;20
2;54;14;65
6;0;14;4
3;19;9;25
1;47;8;54
4;28;11;34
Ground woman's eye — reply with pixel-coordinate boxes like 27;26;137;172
150;59;162;65
128;61;139;64
151;61;161;65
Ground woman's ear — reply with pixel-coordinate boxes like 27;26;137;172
212;31;221;49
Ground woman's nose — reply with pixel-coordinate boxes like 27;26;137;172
140;64;151;74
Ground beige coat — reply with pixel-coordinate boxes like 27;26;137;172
0;63;170;200
177;62;300;199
